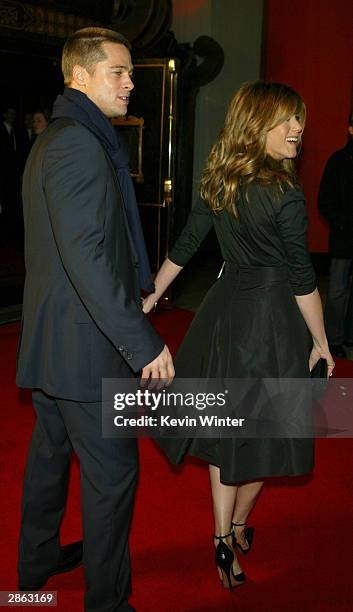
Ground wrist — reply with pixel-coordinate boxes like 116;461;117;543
313;338;329;351
145;291;157;301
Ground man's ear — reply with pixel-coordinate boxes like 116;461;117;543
72;65;88;88
348;126;353;137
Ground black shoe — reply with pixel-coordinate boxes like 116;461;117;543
214;531;246;592
18;541;83;591
231;522;254;555
329;344;347;358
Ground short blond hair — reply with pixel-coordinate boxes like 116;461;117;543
62;27;131;85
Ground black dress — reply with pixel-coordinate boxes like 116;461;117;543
158;182;316;483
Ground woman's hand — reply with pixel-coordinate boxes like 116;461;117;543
142;294;158;314
309;344;335;378
141;258;183;315
295;289;335;378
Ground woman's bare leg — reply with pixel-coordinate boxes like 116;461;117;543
209;464;243;578
232;481;264;550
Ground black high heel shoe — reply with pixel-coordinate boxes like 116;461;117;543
214;531;246;592
231;521;254;555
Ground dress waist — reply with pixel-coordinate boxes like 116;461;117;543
222;263;289;289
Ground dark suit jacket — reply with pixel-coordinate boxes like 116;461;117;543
17;117;164;401
0;121;19;207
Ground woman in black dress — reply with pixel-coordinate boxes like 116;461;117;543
143;81;334;590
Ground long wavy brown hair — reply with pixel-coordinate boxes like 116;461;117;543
200;81;306;215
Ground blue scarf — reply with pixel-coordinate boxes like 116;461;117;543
52;87;154;292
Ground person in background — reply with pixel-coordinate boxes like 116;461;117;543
32;109;51;136
24;112;34;141
0;107;21;245
318;111;353;358
18;112;34;165
143;81;334;591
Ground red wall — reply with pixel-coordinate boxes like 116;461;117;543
263;0;353;251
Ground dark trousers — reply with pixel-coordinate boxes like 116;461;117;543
18;390;138;612
325;258;353;344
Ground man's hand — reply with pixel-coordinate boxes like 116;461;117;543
141;345;175;387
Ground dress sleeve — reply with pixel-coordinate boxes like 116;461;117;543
168;197;214;266
276;189;317;296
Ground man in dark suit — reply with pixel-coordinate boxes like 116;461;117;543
318;111;353;358
17;27;174;611
0;107;21;245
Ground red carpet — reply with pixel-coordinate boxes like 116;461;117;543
1;311;353;611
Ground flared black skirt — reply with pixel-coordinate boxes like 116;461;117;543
157;265;314;483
